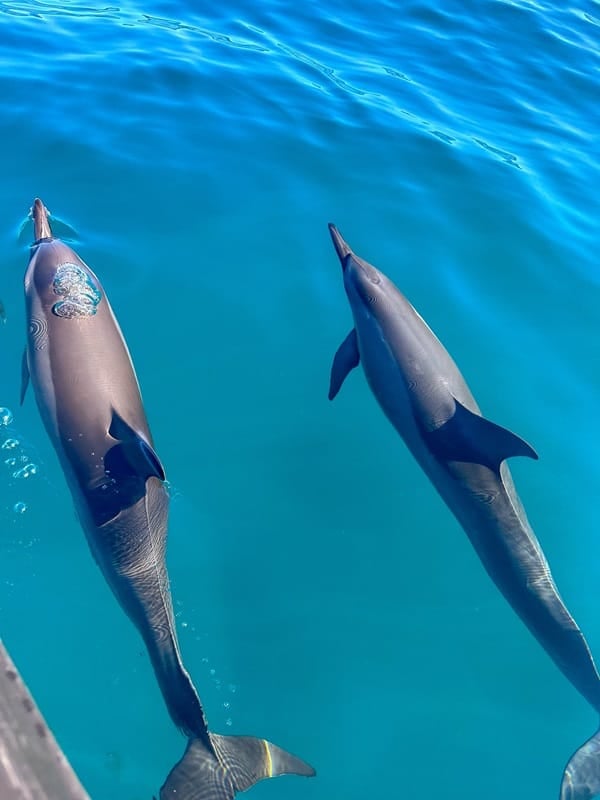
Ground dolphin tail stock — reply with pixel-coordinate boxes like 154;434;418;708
561;726;600;800
31;197;53;243
160;733;316;800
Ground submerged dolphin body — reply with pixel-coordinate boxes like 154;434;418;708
22;198;315;800
327;223;600;799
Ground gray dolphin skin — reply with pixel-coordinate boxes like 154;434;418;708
327;223;600;800
22;198;315;800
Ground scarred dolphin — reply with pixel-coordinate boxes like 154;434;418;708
21;198;315;799
327;223;600;800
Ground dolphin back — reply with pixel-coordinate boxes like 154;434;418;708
160;734;315;800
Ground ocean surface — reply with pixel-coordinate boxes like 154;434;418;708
0;0;599;798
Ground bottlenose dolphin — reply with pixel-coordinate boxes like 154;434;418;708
22;198;315;799
327;223;600;800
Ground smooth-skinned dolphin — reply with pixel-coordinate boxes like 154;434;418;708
22;198;315;800
327;223;600;800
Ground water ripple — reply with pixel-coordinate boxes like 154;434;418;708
0;0;596;271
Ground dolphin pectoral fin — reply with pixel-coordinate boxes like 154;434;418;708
160;734;315;800
19;349;30;406
425;398;539;472
108;411;166;482
329;328;360;401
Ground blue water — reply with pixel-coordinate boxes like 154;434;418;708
0;0;599;797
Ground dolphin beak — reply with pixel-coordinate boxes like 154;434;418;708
31;198;53;243
328;223;353;269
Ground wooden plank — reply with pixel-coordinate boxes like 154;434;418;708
0;640;91;800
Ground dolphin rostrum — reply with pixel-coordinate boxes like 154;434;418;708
327;223;600;800
22;198;315;799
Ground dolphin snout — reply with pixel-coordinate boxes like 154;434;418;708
328;223;381;287
328;223;352;269
31;198;52;243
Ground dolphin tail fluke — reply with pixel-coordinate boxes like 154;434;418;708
31;198;52;242
561;726;600;799
160;733;315;799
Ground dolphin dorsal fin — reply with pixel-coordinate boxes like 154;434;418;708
424;398;538;473
328;328;360;401
108;411;166;482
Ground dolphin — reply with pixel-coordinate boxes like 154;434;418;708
22;198;315;800
327;223;600;800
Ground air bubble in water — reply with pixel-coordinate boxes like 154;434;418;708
2;438;19;450
0;408;13;426
4;457;16;467
13;463;38;479
226;718;232;727
13;502;27;514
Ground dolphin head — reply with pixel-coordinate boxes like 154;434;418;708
328;223;394;326
25;198;103;320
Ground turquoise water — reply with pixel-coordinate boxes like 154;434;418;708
0;0;599;797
